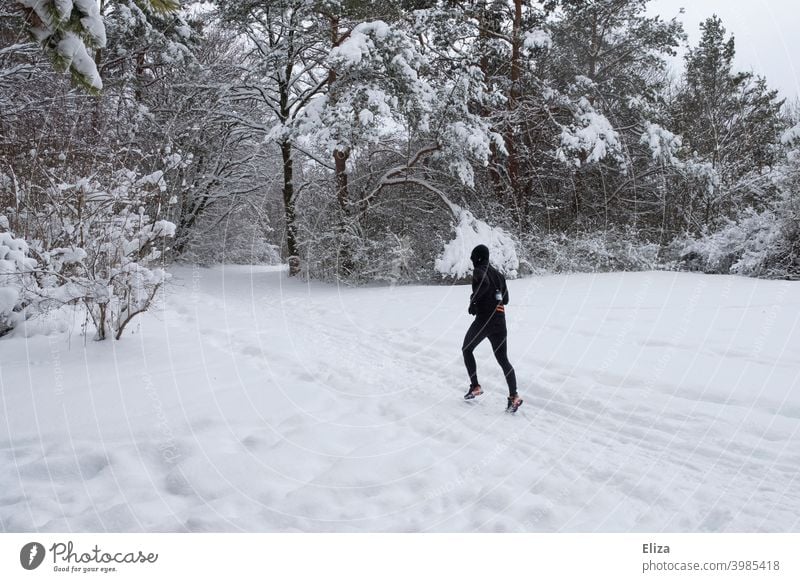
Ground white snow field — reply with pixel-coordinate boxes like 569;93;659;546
1;266;799;532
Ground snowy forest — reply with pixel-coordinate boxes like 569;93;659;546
2;0;800;339
2;1;800;537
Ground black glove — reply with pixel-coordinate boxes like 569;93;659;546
468;303;476;315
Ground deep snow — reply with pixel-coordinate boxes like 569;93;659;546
1;266;799;532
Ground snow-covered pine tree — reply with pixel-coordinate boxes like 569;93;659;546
296;9;505;281
14;0;181;92
415;0;552;216
541;0;684;234
673;15;784;228
298;17;438;277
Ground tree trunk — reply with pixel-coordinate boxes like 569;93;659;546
328;12;348;214
135;52;145;102
326;14;354;278
280;139;300;276
95;303;107;341
278;21;301;277
334;146;354;278
589;11;598;79
334;148;349;211
330;11;349;213
478;1;504;201
507;0;523;211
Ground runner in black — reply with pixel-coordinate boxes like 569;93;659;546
462;244;522;412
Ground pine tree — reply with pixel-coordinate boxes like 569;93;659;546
674;15;784;225
536;0;683;231
15;0;179;92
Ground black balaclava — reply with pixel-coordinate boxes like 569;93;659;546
470;244;490;267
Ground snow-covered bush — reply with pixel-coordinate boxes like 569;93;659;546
297;179;460;285
298;213;423;284
340;229;423;284
4;169;177;340
520;227;661;274
78;210;174;340
671;141;800;279
63;178;175;339
307;226;424;285
674;195;799;278
782;122;800;147
0;231;37;336
435;208;519;279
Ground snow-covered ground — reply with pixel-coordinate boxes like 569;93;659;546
1;266;799;532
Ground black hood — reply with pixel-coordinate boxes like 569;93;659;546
470;244;490;266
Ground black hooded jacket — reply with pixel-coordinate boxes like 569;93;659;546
469;263;509;319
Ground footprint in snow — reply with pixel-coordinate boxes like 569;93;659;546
164;469;195;497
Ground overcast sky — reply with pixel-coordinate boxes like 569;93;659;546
646;0;800;101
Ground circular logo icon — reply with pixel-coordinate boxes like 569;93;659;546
20;542;46;570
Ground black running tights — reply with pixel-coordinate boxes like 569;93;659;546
461;317;517;396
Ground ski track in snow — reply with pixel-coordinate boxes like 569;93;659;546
1;266;799;532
